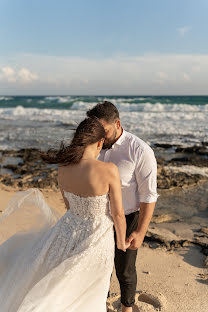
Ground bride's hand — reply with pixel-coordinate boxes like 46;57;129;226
125;239;131;250
117;240;131;252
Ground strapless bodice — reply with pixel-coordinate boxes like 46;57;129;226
64;191;111;219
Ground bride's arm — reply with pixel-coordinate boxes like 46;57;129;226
108;163;129;251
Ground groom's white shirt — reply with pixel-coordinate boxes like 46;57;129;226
98;129;158;215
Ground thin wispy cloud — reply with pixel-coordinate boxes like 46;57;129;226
0;53;208;95
177;26;192;37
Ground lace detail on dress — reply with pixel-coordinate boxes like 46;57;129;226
64;191;111;219
35;192;113;273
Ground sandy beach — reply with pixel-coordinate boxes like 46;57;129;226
1;179;207;312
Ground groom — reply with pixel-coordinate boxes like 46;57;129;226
87;101;158;312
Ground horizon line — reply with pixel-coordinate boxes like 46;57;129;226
1;94;208;97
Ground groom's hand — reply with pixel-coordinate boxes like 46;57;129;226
126;231;145;250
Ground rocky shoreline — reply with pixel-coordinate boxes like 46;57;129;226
0;146;208;190
0;147;208;266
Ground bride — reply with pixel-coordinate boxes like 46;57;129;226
0;116;129;312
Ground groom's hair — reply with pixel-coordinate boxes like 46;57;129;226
86;101;119;123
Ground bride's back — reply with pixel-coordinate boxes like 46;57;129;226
58;159;110;198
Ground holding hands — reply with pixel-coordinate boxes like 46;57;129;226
116;240;131;252
117;231;145;252
126;231;145;250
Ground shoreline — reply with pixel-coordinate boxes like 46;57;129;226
0;145;208;189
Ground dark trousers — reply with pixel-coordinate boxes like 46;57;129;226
114;211;139;307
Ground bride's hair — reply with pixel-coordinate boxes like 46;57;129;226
40;117;105;166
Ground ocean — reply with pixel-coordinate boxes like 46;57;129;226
0;95;207;151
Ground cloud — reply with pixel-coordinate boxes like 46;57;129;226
0;53;208;95
177;26;191;37
155;71;169;85
183;73;191;82
157;72;168;80
1;67;16;82
0;66;38;84
18;68;38;83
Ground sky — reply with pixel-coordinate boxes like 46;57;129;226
0;0;208;95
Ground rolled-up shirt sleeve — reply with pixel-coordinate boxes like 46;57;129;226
135;146;159;203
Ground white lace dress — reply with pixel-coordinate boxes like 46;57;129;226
0;188;114;312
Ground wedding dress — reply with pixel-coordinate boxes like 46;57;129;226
0;188;114;312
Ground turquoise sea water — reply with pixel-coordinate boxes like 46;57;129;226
0;95;208;110
0;95;207;150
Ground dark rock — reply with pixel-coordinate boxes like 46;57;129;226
157;166;205;189
148;242;161;249
144;226;208;256
155;158;166;165
198;148;208;156
0;149;58;189
170;157;190;162
18;181;23;187
203;249;208;256
154;143;174;149
145;231;170;248
22;148;41;162
1;175;15;186
3;164;18;171
175;146;208;156
15;165;30;175
170;240;182;248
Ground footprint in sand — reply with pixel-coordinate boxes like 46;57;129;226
107;291;167;312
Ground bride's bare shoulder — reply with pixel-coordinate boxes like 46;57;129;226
97;160;119;177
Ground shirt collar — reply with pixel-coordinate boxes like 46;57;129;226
111;128;126;149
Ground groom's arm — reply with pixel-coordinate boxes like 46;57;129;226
127;145;158;250
127;202;155;249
